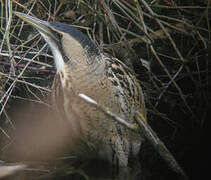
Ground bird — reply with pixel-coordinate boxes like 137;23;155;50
14;12;146;168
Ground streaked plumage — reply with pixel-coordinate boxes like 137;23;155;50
15;12;146;167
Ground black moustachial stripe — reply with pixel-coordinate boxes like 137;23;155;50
49;22;101;59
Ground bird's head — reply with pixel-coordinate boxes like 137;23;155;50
14;12;103;78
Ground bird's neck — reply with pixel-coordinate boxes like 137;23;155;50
61;33;104;81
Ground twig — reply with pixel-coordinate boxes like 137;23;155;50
0;61;56;74
0;163;27;178
0;42;51;104
155;65;184;107
135;112;188;180
0;72;51;92
136;0;194;117
113;0;153;43
78;93;188;179
98;0;123;37
140;0;186;63
78;93;138;130
150;45;194;116
12;0;36;17
0;126;10;139
0;51;54;67
105;22;187;49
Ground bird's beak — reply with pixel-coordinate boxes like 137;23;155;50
14;12;53;38
14;12;65;73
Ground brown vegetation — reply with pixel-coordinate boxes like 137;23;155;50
0;0;210;179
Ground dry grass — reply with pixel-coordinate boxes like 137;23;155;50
0;0;210;179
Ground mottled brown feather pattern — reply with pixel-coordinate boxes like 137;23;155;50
13;11;147;170
51;52;146;167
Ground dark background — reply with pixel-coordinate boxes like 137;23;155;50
0;0;210;179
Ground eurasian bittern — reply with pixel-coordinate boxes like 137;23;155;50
14;12;146;167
